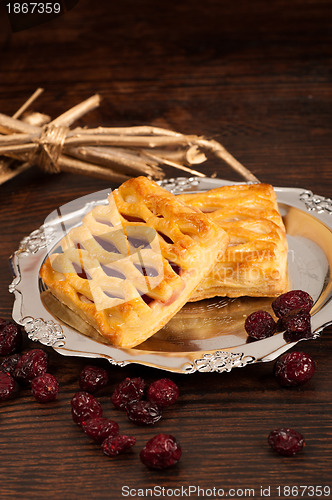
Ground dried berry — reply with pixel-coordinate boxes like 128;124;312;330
14;349;48;384
272;290;313;318
127;400;162;425
71;391;103;425
102;434;136;457
274;351;315;387
0;371;16;401
140;434;182;469
281;309;312;340
0;353;21;376
147;378;179;407
0;321;23;356
244;310;276;340
31;373;59;402
268;428;305;456
82;417;119;443
79;365;109;394
111;377;145;410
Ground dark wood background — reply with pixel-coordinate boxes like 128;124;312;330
0;0;331;498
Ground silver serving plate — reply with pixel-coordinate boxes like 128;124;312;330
9;177;332;373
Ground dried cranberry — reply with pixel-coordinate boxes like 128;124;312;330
140;433;182;469
102;434;136;457
268;428;305;456
272;290;313;318
127;400;162;425
31;373;59;402
79;365;109;394
14;349;48;384
111;377;145;410
0;353;21;376
281;309;312;340
0;371;16;401
0;321;22;356
71;391;103;425
147;378;179;407
274;351;315;387
82;417;119;443
244;310;276;340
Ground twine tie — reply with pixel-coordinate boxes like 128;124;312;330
35;124;68;173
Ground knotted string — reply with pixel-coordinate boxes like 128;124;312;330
34;124;69;173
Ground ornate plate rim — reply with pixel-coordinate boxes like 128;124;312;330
9;177;332;374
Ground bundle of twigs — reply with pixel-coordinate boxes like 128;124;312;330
0;89;258;185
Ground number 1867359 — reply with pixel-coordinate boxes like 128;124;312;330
6;3;62;14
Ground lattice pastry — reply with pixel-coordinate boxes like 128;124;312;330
40;176;229;348
179;183;288;300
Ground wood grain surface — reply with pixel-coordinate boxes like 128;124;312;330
0;0;331;498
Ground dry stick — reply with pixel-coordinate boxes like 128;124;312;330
51;94;101;127
0;134;37;146
0;112;40;135
0;94;101;135
58;155;129;183
12;88;44;119
142;151;206;178
70;146;164;179
0;144;36;155
141;146;206;164
196;138;260;183
71;125;185;137
64;133;198;148
0;89;45;183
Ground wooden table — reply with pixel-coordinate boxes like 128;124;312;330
0;0;331;498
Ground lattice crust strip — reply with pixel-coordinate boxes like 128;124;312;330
179;183;289;300
40;176;229;347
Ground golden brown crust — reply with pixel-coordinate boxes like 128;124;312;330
40;176;229;348
179;183;289;300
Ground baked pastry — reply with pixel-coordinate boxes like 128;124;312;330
179;183;288;300
40;176;229;348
